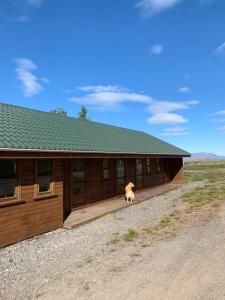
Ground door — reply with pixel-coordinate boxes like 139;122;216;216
136;159;143;190
70;159;86;209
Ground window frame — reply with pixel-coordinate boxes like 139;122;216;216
35;159;54;197
102;159;110;180
0;160;21;202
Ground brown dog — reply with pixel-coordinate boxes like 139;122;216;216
125;182;135;202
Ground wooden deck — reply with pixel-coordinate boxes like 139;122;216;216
63;183;181;229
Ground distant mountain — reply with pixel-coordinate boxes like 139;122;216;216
186;152;225;161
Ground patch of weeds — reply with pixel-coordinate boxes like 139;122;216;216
154;215;171;231
123;229;139;241
212;202;220;208
169;209;181;220
108;265;121;272
84;256;93;264
129;253;141;257
142;227;153;234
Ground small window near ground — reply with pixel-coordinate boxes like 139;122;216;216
0;160;17;199
117;159;125;185
37;160;53;193
103;159;110;179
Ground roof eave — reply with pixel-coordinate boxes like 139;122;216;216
0;147;191;157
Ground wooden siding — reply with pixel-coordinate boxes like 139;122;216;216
0;156;183;247
0;159;64;247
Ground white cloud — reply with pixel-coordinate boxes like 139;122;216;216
136;0;183;17
215;42;225;56
214;110;225;116
78;85;123;93
150;44;164;55
147;113;188;125
179;86;191;93
147;99;198;125
15;58;48;97
69;85;199;126
161;126;189;136
70;85;152;110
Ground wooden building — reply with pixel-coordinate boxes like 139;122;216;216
0;103;190;247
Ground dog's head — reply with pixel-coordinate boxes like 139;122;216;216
128;182;135;188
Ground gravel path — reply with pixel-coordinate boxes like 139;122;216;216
0;181;209;300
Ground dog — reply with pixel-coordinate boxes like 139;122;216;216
125;182;135;202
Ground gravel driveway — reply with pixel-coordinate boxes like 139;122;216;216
2;180;224;300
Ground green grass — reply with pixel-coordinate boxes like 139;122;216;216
184;162;225;170
84;256;93;264
123;229;139;241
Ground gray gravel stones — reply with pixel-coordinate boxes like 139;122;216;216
0;181;205;300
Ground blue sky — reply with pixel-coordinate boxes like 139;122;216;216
1;0;225;154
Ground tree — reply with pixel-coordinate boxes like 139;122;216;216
50;108;67;116
78;105;89;120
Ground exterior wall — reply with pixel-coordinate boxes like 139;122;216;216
0;159;64;247
0;156;184;247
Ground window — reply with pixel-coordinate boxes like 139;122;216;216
117;159;125;185
151;159;158;175
136;159;143;186
150;158;162;175
102;159;110;179
37;160;53;193
156;159;161;174
0;160;17;199
146;158;151;175
72;160;85;195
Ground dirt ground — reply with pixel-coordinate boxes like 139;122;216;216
1;166;225;299
47;204;225;300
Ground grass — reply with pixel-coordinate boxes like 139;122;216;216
84;256;93;264
123;229;139;241
184;162;225;171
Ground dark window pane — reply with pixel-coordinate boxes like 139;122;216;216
73;160;84;172
157;159;161;173
39;177;50;192
117;160;124;168
73;160;85;182
103;159;110;179
117;177;125;185
136;159;143;175
37;160;52;176
103;169;109;179
72;182;85;194
151;159;158;174
146;158;151;175
0;160;17;180
0;183;15;198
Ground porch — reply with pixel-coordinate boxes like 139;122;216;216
63;183;181;229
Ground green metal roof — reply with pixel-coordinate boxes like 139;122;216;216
0;103;190;156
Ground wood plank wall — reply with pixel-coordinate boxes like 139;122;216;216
0;156;183;247
0;159;64;247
